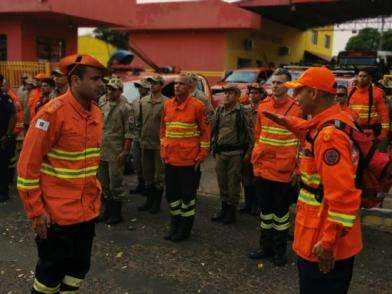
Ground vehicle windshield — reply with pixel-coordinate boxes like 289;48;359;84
338;57;377;66
223;71;258;83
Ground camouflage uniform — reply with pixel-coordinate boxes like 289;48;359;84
138;75;168;213
98;86;132;202
140;92;168;191
213;102;253;208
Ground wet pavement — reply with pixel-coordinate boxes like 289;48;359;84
1;173;392;294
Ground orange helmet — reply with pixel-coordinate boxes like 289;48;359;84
34;73;50;80
58;54;106;76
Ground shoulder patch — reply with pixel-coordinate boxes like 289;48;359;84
44;99;64;115
35;118;50;132
323;148;340;166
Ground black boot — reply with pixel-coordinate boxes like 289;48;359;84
273;230;288;267
130;178;145;194
106;200;123;225
138;187;153;211
211;201;227;222
239;186;252;214
248;230;274;259
164;215;180;240
98;199;112;222
171;216;194;243
222;205;236;224
149;189;163;214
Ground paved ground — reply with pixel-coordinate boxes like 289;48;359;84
1;173;392;294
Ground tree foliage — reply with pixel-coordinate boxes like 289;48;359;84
93;27;130;50
346;28;380;51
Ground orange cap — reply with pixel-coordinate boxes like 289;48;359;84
58;54;106;75
34;73;50;80
284;67;337;94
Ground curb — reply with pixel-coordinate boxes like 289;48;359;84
198;191;392;233
361;208;392;232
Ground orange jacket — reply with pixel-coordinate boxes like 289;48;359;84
8;89;24;136
17;90;103;225
160;96;211;166
251;95;302;183
28;88;41;122
288;104;362;262
348;85;390;140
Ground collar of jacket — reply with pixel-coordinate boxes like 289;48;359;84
271;94;292;108
308;103;342;131
173;96;192;110
146;93;165;103
65;89;100;123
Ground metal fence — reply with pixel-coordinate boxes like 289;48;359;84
0;61;50;89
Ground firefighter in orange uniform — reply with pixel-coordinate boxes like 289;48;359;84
17;54;106;294
348;68;389;150
27;73;46;123
161;73;211;242
248;68;302;266
264;67;362;294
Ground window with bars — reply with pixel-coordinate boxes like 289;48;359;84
324;35;331;49
36;37;65;62
0;35;7;61
311;30;318;45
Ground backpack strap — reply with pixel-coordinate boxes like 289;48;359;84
306;120;352;154
283;101;295;116
367;85;373;125
346;87;357;105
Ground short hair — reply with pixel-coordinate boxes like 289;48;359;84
356;67;374;78
42;79;55;88
66;64;88;84
319;90;336;103
336;84;347;91
272;68;292;81
175;73;192;86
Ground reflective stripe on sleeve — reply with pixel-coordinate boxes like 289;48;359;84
298;189;321;206
261;126;292;135
200;141;210;148
327;210;356;228
17;177;40;190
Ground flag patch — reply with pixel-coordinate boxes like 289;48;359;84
35;119;50;132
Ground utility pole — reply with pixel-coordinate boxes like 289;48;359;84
379;16;385;51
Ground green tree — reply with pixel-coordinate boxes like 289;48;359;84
345;28;380;51
93;27;130;50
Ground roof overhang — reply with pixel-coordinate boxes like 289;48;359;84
237;0;392;29
123;0;261;31
0;0;137;27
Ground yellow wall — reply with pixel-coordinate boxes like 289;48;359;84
225;19;334;69
304;26;334;59
77;35;117;66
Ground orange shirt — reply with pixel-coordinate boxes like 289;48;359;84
288;104;362;262
17;90;103;225
28;88;41;122
251;95;302;183
348;85;389;139
8;89;24;136
160;96;211;167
